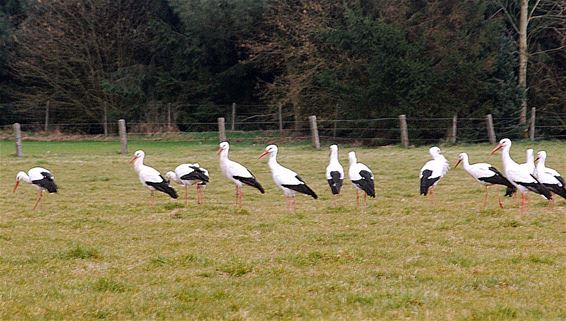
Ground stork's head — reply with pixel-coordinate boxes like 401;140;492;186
491;138;511;155
535;150;547;162
218;142;230;155
455;152;468;168
13;171;27;192
259;144;278;159
129;150;145;164
429;146;442;158
164;171;176;183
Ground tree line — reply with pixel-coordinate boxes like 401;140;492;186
0;0;564;138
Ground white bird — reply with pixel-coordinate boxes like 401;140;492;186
491;138;552;209
129;150;178;206
326;145;344;198
13;167;58;210
535;151;566;200
347;151;375;208
259;144;317;211
419;146;449;197
519;148;535;174
218;142;264;208
165;163;209;206
455;152;516;208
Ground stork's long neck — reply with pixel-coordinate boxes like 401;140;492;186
501;145;518;168
267;151;279;170
329;149;339;164
219;149;229;162
461;157;471;169
133;157;145;172
536;156;546;170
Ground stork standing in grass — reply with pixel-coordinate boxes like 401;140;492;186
13;167;58;210
218;142;265;208
491;139;552;210
129;150;178;206
419;147;449;198
259;144;317;211
348;151;375;208
455;152;516;208
326;144;344;203
165;163;209;206
534;151;566;201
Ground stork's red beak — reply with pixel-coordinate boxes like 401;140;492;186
491;144;503;155
12;181;20;193
454;159;462;168
217;147;222;156
128;155;138;164
258;150;269;159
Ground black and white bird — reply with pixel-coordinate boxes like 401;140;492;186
326;144;344;198
129;150;178;206
165;163;209;206
218;142;265;208
347;151;375;207
534;151;566;200
491;138;552;209
419;146;449;197
259;144;317;211
455;152;516;208
13;167;58;210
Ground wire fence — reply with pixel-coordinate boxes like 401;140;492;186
1;104;565;146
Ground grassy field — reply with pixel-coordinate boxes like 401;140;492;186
0;139;565;320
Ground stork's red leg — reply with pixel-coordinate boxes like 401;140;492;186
184;185;189;207
32;190;43;210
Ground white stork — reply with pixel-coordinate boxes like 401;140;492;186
535;151;566;200
347;151;375;208
491;138;552;209
129;150;178;206
218;142;265;208
455;152;516;208
419;147;449;198
259;144;317;211
13;167;58;210
165;163;209;206
326;145;344;200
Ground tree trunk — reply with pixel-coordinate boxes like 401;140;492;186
518;0;528;125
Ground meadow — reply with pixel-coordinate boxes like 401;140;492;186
0;138;565;320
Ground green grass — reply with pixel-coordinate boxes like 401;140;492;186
0;139;565;320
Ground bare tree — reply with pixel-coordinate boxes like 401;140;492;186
10;0;152;133
494;0;566;124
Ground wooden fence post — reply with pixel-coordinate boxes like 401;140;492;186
14;123;23;157
278;103;283;136
486;114;496;144
231;103;236;131
399;114;409;148
308;115;320;149
449;114;457;144
218;117;226;142
529;107;536;141
118;119;127;155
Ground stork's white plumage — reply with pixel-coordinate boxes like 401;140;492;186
165;163;209;206
491;139;552;209
218;142;264;208
326;145;344;196
534;151;566;200
455;152;516;208
347;151;375;208
13;167;58;210
129;150;178;206
419;147;449;197
519;148;535;174
259;144;317;211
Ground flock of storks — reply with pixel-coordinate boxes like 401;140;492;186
12;138;565;211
